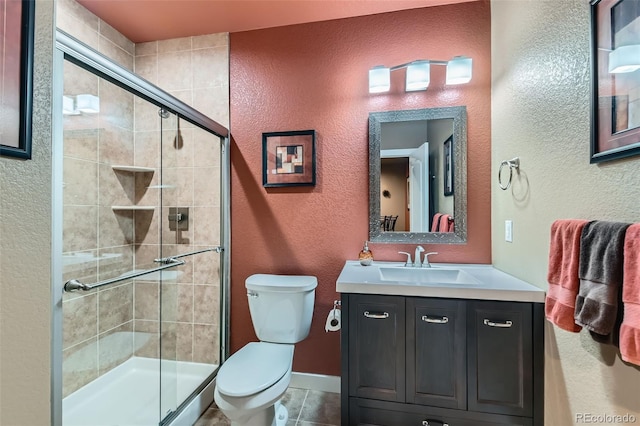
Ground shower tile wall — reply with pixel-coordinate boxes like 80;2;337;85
58;0;137;397
132;35;228;365
58;0;229;397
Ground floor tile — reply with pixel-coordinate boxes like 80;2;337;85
194;388;340;426
281;387;308;422
193;407;230;426
297;390;340;425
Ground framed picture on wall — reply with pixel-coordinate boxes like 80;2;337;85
262;130;316;187
443;135;454;196
0;0;35;159
590;0;640;163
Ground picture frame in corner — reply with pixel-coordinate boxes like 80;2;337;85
0;0;35;160
590;0;640;163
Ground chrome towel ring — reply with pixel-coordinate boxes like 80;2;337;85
498;157;520;190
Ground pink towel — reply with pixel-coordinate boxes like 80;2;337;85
620;224;640;366
431;213;442;232
447;218;454;232
545;219;589;332
439;214;450;233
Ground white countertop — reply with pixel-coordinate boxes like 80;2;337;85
336;260;545;303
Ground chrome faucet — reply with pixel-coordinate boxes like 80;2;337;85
399;247;439;267
398;251;412;267
414;246;425;267
422;251;439;268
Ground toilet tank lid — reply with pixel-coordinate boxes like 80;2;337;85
216;342;294;397
245;274;318;292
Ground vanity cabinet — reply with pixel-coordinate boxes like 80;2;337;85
341;293;544;426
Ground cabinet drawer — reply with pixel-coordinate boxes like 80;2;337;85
468;300;533;417
348;294;406;402
349;398;533;426
407;298;466;409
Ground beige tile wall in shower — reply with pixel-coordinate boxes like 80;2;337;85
58;0;137;397
132;35;228;365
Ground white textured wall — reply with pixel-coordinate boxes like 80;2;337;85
0;0;55;424
492;0;640;424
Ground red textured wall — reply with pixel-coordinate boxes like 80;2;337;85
229;1;491;376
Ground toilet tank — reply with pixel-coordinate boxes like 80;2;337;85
245;274;317;344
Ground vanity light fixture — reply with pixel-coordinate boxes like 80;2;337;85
446;56;473;85
609;45;640;73
369;66;391;93
405;60;431;91
368;56;472;93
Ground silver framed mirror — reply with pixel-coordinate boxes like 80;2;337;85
369;106;467;243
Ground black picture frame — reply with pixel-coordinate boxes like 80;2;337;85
443;135;454;196
262;130;316;187
590;0;640;163
0;0;34;159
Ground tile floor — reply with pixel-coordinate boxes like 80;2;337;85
194;387;341;426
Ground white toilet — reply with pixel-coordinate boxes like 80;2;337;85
214;274;317;426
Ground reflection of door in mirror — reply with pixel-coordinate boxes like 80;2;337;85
380;119;453;233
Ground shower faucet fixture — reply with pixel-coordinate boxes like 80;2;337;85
168;207;189;231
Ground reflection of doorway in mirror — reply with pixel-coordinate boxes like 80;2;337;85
380;157;409;232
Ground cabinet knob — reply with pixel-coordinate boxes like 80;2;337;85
422;420;449;426
363;311;390;319
483;318;513;328
421;315;449;324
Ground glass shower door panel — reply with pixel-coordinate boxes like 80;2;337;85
158;116;223;422
61;60;163;426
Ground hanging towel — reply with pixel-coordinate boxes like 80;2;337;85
574;221;630;336
545;219;589;332
620;224;640;366
439;214;451;233
431;213;442;232
448;217;455;232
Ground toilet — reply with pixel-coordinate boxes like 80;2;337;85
214;274;317;425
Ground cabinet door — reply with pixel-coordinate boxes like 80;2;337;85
406;298;466;409
468;300;533;417
348;294;405;402
350;397;534;426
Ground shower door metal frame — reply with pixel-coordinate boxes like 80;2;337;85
51;29;231;426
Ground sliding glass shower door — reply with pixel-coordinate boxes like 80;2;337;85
58;35;226;426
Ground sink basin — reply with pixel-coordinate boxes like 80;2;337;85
378;266;480;285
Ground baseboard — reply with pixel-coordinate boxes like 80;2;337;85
290;372;341;393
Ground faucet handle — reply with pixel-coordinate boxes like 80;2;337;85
398;251;412;267
422;252;439;268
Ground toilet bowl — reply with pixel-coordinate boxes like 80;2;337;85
214;274;317;426
214;342;294;425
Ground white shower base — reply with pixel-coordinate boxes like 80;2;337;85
63;356;216;426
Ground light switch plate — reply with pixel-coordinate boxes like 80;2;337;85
505;220;513;243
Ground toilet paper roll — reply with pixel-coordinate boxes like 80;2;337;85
325;308;341;332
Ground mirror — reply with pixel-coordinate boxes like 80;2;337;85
369;106;467;243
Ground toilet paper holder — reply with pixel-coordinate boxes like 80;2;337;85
329;300;341;326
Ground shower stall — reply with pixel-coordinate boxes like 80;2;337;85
52;31;230;426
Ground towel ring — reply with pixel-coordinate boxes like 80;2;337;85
498;157;520;190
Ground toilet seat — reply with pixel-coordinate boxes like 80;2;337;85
216;342;294;397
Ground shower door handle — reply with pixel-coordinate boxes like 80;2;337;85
64;259;185;292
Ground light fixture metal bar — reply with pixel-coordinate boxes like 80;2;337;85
390;59;448;71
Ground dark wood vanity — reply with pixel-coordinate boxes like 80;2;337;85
340;293;544;426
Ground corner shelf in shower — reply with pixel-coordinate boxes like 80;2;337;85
111;165;155;173
112;206;156;211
